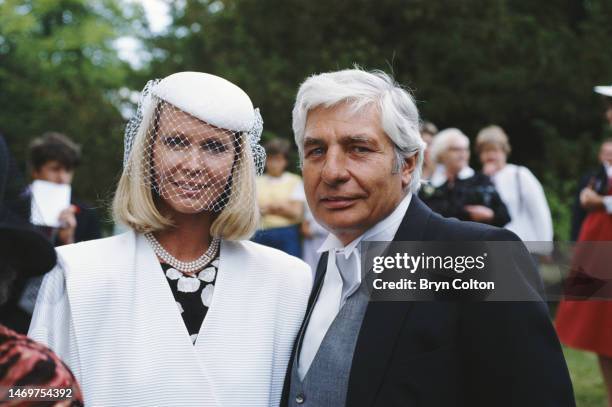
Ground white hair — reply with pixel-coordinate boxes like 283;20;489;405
292;68;425;193
428;128;470;164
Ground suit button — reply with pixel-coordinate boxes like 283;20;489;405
296;393;305;404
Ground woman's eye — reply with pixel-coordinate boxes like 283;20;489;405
163;136;188;149
202;140;228;153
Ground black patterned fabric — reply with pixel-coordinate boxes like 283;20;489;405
161;255;219;345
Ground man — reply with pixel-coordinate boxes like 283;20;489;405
282;69;575;406
29;132;100;245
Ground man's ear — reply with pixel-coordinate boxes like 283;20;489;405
401;154;417;188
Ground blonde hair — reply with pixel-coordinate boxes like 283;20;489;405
475;125;511;155
113;100;259;240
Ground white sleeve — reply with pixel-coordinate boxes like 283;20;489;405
28;264;82;380
603;196;612;213
520;167;554;243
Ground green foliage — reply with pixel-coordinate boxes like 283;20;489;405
2;0;611;237
141;0;611;239
562;346;606;407
0;0;138;224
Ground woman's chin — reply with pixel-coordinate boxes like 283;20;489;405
160;198;212;216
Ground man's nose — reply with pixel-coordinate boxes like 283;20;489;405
321;149;350;185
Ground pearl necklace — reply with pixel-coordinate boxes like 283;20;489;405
144;232;220;275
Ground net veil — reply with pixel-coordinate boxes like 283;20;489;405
122;73;265;213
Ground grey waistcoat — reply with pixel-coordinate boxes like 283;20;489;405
288;286;369;407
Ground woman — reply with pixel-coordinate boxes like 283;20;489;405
420;128;510;226
29;72;312;406
476;125;553;254
556;86;612;407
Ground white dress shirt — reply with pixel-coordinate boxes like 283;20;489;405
297;193;412;379
490;164;553;254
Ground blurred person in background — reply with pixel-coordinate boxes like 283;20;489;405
420;121;438;180
300;201;327;272
0;135;83;405
419;127;510;227
10;133;102;332
476;125;553;255
556;85;612;407
595;85;612;128
28;132;101;246
571;85;612;241
254;138;305;257
28;72;311;406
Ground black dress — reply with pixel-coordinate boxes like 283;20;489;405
161;255;219;344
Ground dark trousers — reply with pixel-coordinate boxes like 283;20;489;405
253;225;301;258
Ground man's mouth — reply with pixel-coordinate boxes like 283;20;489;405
320;195;361;209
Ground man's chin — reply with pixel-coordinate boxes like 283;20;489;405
318;215;367;234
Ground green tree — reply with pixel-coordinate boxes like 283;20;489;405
0;0;141;226
144;0;611;239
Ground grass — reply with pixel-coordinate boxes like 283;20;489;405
563;346;607;407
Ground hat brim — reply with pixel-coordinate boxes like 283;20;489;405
0;223;56;277
594;86;612;98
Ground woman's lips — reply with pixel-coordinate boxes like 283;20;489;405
171;181;207;196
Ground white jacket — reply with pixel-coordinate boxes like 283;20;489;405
29;231;312;407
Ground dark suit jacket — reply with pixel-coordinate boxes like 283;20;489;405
283;196;575;407
71;198;101;244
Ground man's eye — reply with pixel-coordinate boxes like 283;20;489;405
163;136;188;149
305;147;324;157
352;146;371;153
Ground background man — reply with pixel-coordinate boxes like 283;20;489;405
283;68;574;407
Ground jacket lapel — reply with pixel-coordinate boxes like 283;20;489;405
346;196;433;407
281;251;329;404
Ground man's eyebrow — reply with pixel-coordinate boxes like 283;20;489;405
340;134;377;144
304;137;325;147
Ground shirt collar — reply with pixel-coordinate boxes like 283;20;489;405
317;192;412;257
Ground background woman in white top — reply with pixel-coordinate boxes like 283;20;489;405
476;125;553;255
29;72;311;406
